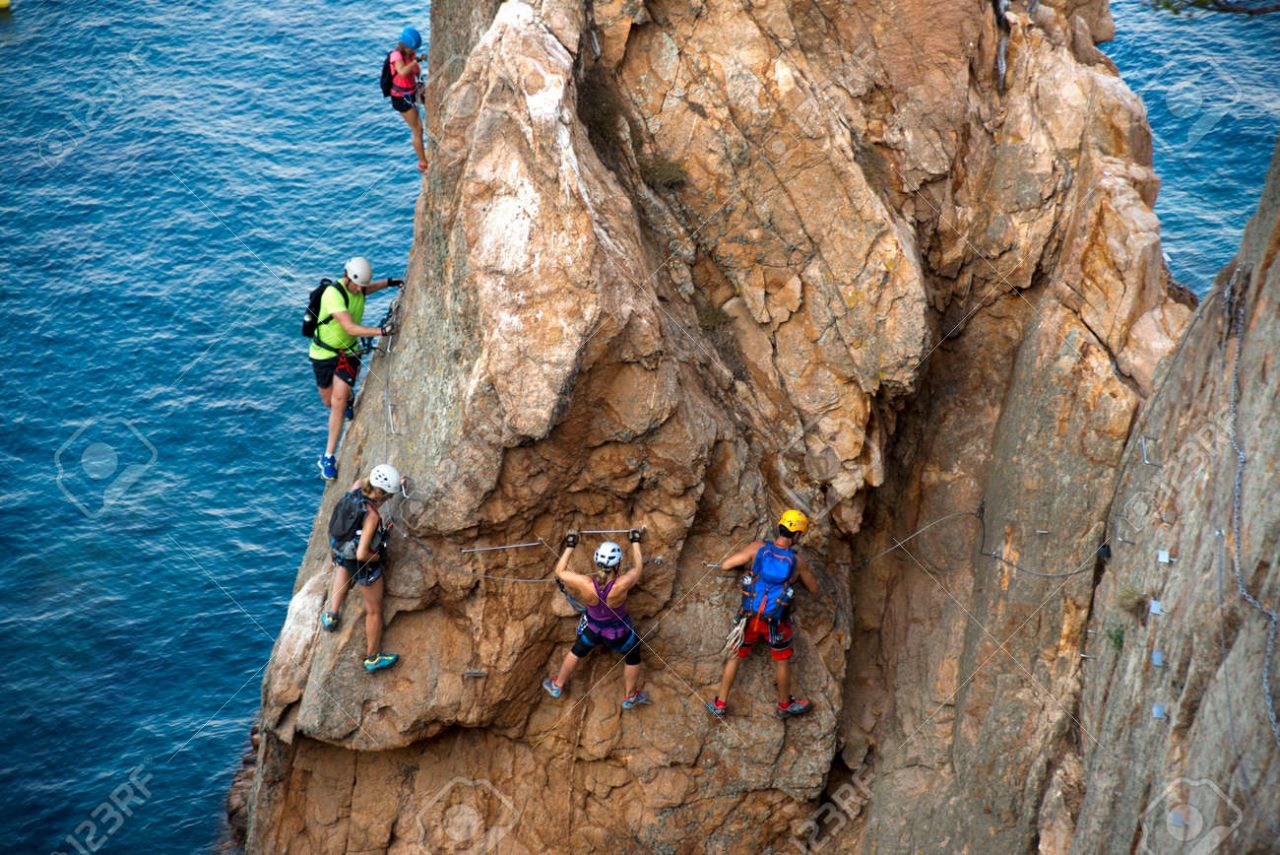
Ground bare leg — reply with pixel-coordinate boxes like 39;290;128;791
716;657;742;703
555;650;582;688
400;107;427;170
623;663;643;698
775;659;792;705
328;564;352;614
325;377;352;457
317;384;332;409
360;576;384;658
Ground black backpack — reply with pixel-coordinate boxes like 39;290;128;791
302;279;347;338
380;52;394;98
328;489;369;545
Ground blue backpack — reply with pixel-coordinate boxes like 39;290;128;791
741;543;797;620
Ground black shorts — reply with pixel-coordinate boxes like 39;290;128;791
390;93;416;113
336;557;383;586
571;622;641;665
311;353;361;389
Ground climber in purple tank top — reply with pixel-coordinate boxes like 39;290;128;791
542;528;652;710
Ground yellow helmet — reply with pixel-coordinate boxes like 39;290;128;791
778;509;809;535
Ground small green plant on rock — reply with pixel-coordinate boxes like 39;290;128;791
697;302;730;331
640;155;687;190
1106;624;1124;652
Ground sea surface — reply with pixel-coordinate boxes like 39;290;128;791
0;0;1276;852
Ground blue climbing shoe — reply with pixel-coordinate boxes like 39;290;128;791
542;678;563;699
775;696;812;719
706;697;727;718
363;652;399;673
318;454;337;480
622;690;651;710
320;611;339;632
344;400;354;420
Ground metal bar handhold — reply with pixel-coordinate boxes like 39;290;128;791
579;529;636;535
460;541;544;554
463;669;488;678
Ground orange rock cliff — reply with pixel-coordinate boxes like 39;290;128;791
229;0;1280;851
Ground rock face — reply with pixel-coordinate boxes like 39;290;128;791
238;0;1276;851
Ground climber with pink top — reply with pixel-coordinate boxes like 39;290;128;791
381;26;428;172
542;529;651;710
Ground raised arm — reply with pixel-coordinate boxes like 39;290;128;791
719;540;764;572
607;531;645;605
554;534;598;604
364;277;402;296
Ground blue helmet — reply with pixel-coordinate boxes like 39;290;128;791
399;26;422;51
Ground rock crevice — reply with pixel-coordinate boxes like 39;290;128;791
231;0;1276;851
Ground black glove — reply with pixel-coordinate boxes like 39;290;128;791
387;278;403;288
629;528;643;543
563;532;579;549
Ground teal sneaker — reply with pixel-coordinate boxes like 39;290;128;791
706;697;727;718
542;678;563;699
622;690;651;710
775;696;812;719
320;611;339;632
363;652;399;673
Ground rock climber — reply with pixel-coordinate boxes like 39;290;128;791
543;529;652;710
707;509;819;719
319;463;404;673
387;26;428;172
309;257;399;480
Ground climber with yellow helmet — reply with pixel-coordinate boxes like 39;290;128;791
707;509;819;719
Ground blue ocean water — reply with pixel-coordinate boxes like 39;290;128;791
0;1;1275;853
0;2;427;852
1108;0;1280;293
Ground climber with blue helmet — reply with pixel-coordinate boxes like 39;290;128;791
382;26;428;172
707;509;820;719
542;528;651;710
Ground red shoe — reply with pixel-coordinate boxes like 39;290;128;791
706;697;727;718
775;696;811;718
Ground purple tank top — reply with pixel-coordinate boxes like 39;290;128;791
585;578;631;639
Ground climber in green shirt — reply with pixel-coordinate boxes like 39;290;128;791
310;257;400;480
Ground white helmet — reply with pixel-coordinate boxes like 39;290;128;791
344;256;373;287
369;463;401;494
594;541;623;569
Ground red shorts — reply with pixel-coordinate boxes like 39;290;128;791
737;615;793;660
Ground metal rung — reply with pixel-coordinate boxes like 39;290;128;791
461;541;543;554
